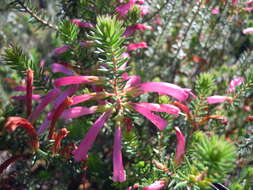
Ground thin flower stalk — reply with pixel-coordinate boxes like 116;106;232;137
26;69;34;116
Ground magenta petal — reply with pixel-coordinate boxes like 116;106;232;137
138;82;189;101
243;27;253;34
133;104;168;130
51;63;74;75
206;95;231;104
53;85;79;108
175;127;185;165
127;42;148;51
135;103;180;115
124;75;141;89
28;88;61;124
142;180;166;190
53;45;70;55
71;19;94;28
115;0;136;17
12;95;41;101
73;110;112;161
113;126;126;182
13;86;27;91
37;119;50;135
72;94;94;105
54;76;100;87
228;77;244;92
61;106;97;120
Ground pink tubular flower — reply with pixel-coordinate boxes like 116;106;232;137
28;88;61;124
54;76;101;87
73;110;112;161
124;24;152;37
133;104;168;130
13;86;27;91
12;95;41;101
51;63;74;75
142;180;166;190
135;103;180;115
232;0;237;6
61;106;97;120
206;95;232;104
211;6;219;14
127;42;148;51
52;128;70;153
138;82;189;101
228;77;244;92
53;45;70;55
71;19;94;28
124;75;141;89
113;126;126;182
244;7;253;11
245;0;253;6
139;6;149;16
175;127;185;166
26;69;34;116
115;0;136;17
243;27;253;34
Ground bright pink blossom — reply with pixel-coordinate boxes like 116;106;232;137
54;76;101;87
138;82;189;101
139;6;149;16
73;110;112;161
142;180;166;190
133;104;168;130
206;95;232;104
243;27;253;34
228;77;244;92
232;0;238;5
211;6;219;14
135;103;180;115
71;19;94;28
28;88;61;124
245;0;253;5
115;0;136;17
175;127;185;166
127;42;148;51
124;24;152;37
61;106;97;120
51;63;74;75
113;126;126;182
53;45;70;55
244;7;253;11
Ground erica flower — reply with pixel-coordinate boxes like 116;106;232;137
4;117;39;150
28;88;61;124
245;0;253;5
243;27;253;34
115;0;136;17
113;126;126;182
53;45;70;55
127;42;148;51
142;180;166;190
54;75;102;87
206;95;232;104
71;19;94;28
244;7;253;11
137;82;189;101
124;24;152;37
175;127;185;166
228;77;244;92
51;63;74;75
131;103;180;130
73;110;112;161
211;6;219;14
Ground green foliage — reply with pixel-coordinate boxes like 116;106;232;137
195;73;216;98
59;20;79;43
2;44;32;74
91;15;127;78
191;131;236;182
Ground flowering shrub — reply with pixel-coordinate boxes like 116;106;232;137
0;0;253;189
